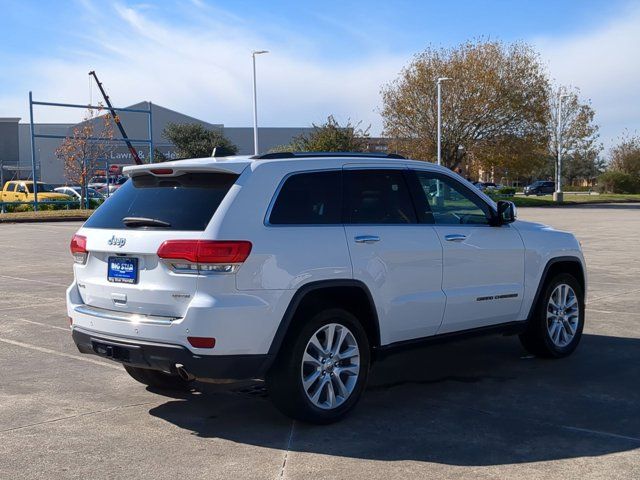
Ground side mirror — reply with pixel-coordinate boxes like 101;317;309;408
496;200;517;225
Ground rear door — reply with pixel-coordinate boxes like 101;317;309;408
75;171;239;318
410;170;525;333
343;167;445;345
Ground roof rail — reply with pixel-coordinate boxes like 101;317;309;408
252;151;406;160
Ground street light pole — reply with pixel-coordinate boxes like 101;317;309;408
252;50;269;155
554;91;570;202
436;77;451;166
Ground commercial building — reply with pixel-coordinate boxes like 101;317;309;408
0;102;314;185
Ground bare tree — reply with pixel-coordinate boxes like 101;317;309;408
548;86;602;185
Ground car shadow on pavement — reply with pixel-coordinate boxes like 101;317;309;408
148;333;640;466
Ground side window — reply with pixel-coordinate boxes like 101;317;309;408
415;172;491;225
344;170;417;224
6;182;15;191
269;171;341;225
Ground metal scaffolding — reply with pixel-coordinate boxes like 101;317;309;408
28;91;153;210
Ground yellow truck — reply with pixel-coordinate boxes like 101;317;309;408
1;181;72;203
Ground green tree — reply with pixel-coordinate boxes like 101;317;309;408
272;115;370;153
162;123;238;158
381;40;550;176
609;133;640;177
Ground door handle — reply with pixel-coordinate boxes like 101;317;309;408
444;234;467;242
354;235;380;244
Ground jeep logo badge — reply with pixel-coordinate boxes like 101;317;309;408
108;235;127;248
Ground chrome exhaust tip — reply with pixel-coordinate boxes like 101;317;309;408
175;364;195;381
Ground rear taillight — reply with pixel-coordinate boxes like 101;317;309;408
70;234;88;265
157;240;252;273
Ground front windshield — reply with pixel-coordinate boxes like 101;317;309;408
26;183;56;193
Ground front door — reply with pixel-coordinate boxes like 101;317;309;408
411;170;525;334
342;167;445;345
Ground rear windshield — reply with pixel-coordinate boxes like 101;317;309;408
84;172;238;231
27;183;56;193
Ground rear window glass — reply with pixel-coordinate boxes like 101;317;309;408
84;172;238;231
269;171;342;225
344;170;417;224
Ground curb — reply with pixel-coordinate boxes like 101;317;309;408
0;216;89;224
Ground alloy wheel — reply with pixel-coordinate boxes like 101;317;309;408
546;283;580;348
300;323;360;410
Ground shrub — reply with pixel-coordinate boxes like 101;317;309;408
496;187;516;196
488;187;516;198
597;171;640;194
564;185;594;192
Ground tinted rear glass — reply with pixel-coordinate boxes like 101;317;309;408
84;172;238;231
269;171;341;224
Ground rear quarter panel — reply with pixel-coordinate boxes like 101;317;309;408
211;160;353;292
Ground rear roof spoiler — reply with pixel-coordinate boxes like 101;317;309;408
123;160;250;176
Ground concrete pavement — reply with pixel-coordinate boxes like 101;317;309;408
0;206;639;479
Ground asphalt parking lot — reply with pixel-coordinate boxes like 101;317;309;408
1;205;639;479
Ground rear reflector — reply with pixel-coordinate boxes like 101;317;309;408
150;168;174;175
187;336;216;349
157;240;252;264
70;234;88;264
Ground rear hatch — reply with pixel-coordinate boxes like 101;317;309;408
74;168;241;318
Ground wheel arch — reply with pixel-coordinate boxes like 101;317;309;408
527;256;586;321
266;280;381;362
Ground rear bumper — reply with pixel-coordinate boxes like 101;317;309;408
72;327;271;380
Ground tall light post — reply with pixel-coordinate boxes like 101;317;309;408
554;90;570;202
436;77;451;166
252;50;269;155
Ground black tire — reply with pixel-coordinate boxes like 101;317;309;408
266;308;370;424
123;365;192;390
519;273;584;358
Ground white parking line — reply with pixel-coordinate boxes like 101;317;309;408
0;301;63;313
14;318;70;331
0;274;68;287
0;337;122;370
586;308;640;317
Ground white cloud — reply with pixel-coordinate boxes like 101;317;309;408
0;1;405;135
3;0;636;150
533;3;640;150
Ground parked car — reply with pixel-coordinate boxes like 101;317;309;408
524;181;555;196
89;176;127;191
55;186;105;201
474;181;502;192
1;181;72;203
68;152;586;424
96;177;128;195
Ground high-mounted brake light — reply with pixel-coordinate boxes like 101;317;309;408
70;234;88;264
150;168;174;175
157;240;252;273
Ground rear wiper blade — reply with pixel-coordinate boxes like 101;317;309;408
122;216;171;228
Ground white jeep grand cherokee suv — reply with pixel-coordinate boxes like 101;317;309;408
68;152;586;423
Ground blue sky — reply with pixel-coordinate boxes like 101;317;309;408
1;0;638;150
